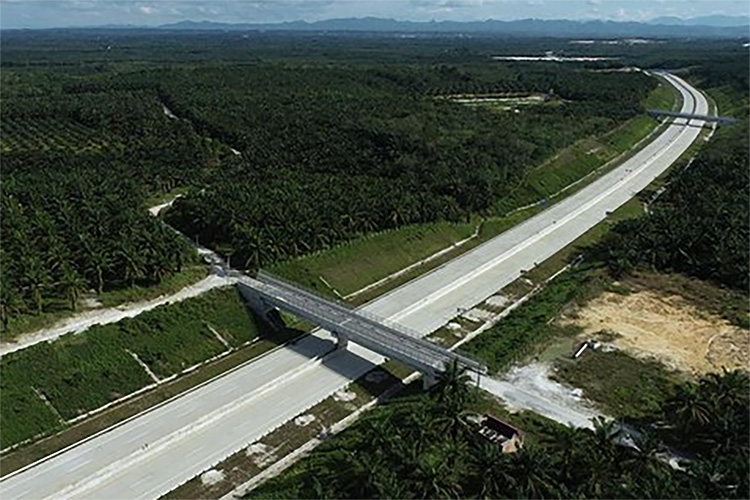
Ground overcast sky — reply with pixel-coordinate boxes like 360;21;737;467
1;0;747;29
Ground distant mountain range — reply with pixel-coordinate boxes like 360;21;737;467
8;16;748;37
647;15;748;27
150;17;748;38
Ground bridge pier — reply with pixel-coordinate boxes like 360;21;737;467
335;332;349;351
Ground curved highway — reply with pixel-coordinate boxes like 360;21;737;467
0;72;709;500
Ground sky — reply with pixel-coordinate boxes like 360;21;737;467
1;0;747;29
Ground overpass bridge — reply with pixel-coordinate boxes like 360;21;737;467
238;272;487;385
647;109;736;125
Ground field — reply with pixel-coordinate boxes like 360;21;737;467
0;286;259;450
559;284;749;376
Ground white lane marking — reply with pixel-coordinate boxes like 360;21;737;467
69;459;92;472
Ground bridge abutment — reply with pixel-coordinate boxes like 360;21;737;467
238;282;284;331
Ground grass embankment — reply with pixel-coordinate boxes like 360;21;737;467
3;264;209;340
0;286;257;451
272;81;677;301
459;265;601;373
269;221;476;298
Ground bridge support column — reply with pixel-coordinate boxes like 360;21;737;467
335;332;349;351
422;369;437;390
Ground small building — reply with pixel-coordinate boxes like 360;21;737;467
477;414;524;453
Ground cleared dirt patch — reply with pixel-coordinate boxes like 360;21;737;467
561;289;749;376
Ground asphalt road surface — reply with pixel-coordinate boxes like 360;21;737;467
0;72;708;500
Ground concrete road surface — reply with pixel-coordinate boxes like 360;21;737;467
0;73;708;500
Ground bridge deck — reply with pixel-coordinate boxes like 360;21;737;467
239;273;487;375
647;109;735;124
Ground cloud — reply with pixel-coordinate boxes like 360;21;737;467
586;0;601;5
139;5;156;15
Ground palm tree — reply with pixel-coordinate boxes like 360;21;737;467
374;468;410;499
507;444;558;498
433;360;474;438
21;255;50;314
59;264;87;311
471;441;513;498
667;383;712;433
542;424;587;484
434;360;472;409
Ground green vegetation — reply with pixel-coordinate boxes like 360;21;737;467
270;77;676;299
270;220;476;297
461;266;600;373
2;33;666;337
96;265;208;308
555;350;682;420
596;119;749;291
494;111;666;215
250;363;749;499
0;87;217;336
161;62;655;271
0;287;258;449
644;78;679;110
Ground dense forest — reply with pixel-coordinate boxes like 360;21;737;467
0;86;216;331
1;34;662;330
596;70;749;291
250;364;749;499
161;62;654;269
1;33;745;334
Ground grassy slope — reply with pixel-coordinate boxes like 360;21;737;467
0;286;258;450
554;349;681;420
269;220;476;297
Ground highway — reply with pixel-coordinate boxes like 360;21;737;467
0;72;708;500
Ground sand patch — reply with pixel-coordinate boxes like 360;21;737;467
560;290;749;375
294;414;316;427
200;469;225;486
461;307;495;323
245;442;277;467
485;295;510;309
333;389;356;402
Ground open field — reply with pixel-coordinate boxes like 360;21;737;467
553;348;681;420
559;283;749;376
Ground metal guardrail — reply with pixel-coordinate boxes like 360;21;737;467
252;271;487;374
